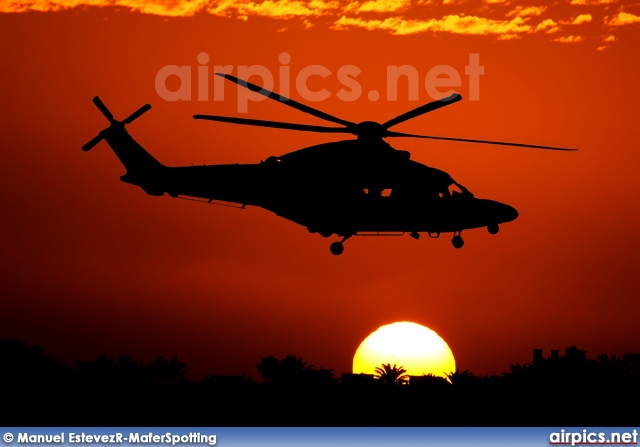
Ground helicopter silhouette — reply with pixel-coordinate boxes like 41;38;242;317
83;73;576;255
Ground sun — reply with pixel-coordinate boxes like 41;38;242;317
353;322;455;379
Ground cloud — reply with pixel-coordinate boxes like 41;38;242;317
607;11;640;26
570;14;592;24
333;14;532;36
569;0;615;4
1;0;341;16
497;33;522;39
506;6;546;18
3;0;210;15
535;18;559;33
1;0;637;53
553;35;584;42
554;14;592;26
1;0;105;14
119;0;210;16
233;0;340;18
345;0;410;13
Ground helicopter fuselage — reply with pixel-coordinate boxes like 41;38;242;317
115;135;518;241
83;93;534;255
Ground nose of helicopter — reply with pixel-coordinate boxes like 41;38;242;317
495;202;519;223
481;200;518;224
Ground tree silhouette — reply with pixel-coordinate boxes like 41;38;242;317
0;339;71;384
304;365;336;385
446;368;475;386
596;353;622;368
256;355;336;385
374;363;409;385
3;338;640;426
277;354;308;384
593;353;632;387
256;355;279;384
149;356;188;384
115;355;149;384
256;355;308;385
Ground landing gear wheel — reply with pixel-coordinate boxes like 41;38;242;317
330;242;344;256
452;235;464;249
487;223;499;235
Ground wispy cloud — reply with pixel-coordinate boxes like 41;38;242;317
2;0;340;16
332;14;532;36
569;0;616;4
607;11;640;26
535;18;559;33
553;35;584;42
1;0;638;51
506;6;546;18
122;0;210;16
570;13;592;24
345;0;410;13
232;0;339;18
3;0;107;13
497;33;523;39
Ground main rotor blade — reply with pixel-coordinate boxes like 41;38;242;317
383;93;462;129
82;134;103;152
194;114;353;134
93;96;114;123
123;104;151;125
386;131;578;151
215;73;355;128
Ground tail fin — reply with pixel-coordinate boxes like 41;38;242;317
83;97;166;195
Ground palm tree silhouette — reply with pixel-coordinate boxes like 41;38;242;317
256;355;337;385
596;353;622;368
115;355;149;384
374;363;409;385
446;368;474;386
278;354;308;384
149;355;188;384
304;365;336;385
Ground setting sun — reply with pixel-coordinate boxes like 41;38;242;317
353;322;456;380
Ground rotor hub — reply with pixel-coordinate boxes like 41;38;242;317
354;121;387;140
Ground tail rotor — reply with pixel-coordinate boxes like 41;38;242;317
82;96;151;152
123;104;151;125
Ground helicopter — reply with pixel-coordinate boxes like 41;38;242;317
82;73;576;255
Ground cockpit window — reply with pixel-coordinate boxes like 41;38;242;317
448;183;463;196
436;183;470;199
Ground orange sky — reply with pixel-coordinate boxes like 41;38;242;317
0;0;639;380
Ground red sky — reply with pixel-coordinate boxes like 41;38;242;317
1;0;639;380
